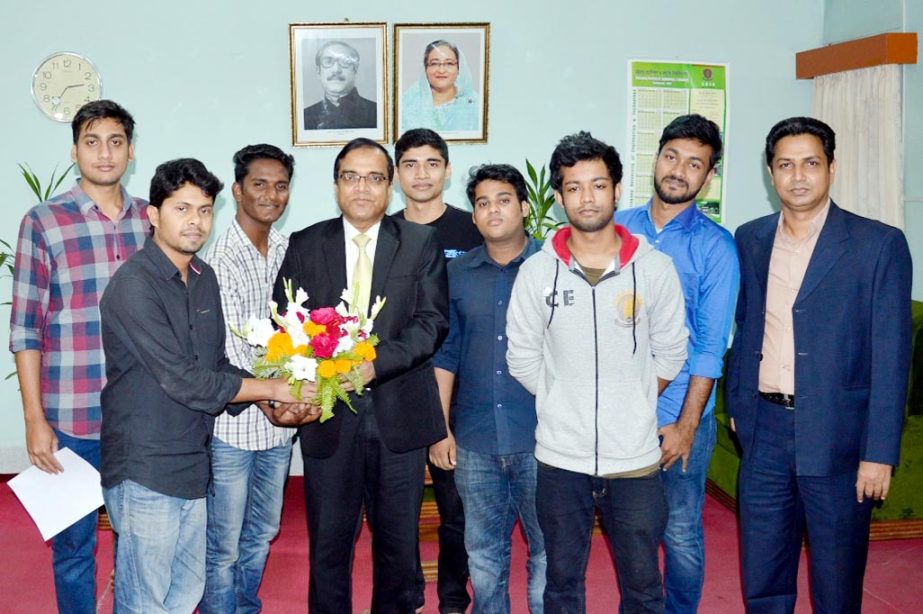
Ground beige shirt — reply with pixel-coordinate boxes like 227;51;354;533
758;201;831;395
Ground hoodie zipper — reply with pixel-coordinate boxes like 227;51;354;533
591;286;600;476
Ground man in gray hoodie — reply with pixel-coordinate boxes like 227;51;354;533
507;132;688;613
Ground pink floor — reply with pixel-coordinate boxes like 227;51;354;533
2;477;921;612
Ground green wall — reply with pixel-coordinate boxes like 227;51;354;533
0;0;823;469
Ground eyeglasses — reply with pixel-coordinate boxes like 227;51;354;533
319;56;358;70
338;171;388;186
426;60;458;69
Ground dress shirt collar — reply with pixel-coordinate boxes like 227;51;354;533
143;235;205;281
228;218;288;257
342;217;381;243
643;198;698;233
777;198;831;246
464;236;540;269
72;182;140;219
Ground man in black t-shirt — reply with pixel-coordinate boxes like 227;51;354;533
392;128;480;614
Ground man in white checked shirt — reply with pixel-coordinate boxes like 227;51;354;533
199;144;306;613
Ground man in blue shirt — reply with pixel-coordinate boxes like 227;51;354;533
432;164;546;613
616;114;739;613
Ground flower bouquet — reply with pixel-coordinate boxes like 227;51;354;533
238;278;385;423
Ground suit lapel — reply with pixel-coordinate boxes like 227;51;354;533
750;213;778;301
321;219;348;306
795;204;848;305
371;217;399;306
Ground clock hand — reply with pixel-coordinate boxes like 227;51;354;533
55;83;86;98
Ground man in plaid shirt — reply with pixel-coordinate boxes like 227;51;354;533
9;99;149;614
199;144;302;613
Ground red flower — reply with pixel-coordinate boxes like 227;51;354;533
310;333;340;359
310;307;342;326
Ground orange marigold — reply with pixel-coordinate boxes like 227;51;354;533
304;321;327;337
317;359;337;379
266;332;294;362
354;341;377;361
334;359;353;374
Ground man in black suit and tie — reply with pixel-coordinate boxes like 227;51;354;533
273;138;448;612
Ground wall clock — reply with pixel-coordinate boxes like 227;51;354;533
31;52;102;122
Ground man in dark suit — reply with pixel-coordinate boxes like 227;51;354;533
303;40;377;131
727;116;912;612
273;138;448;612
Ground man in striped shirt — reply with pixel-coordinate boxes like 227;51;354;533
9;99;149;614
199;144;302;613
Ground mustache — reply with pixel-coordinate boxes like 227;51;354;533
662;175;688;187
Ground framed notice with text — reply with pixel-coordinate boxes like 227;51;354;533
625;60;728;222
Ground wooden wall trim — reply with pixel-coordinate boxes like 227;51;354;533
796;32;917;79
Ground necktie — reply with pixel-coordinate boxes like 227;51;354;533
352;233;372;314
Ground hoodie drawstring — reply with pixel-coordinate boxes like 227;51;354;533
547;259;560;328
631;262;637;355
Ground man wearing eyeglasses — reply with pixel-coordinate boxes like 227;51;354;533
273;138;449;612
303;40;378;131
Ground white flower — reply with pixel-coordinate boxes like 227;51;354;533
335;335;356;355
288;355;318;382
335;301;350;317
370;296;386;320
294;287;309;306
286;323;310;349
244;317;276;347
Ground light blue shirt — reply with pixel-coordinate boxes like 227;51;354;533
616;201;740;425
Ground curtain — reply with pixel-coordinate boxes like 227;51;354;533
812;64;903;229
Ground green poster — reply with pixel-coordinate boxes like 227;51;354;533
627;61;728;222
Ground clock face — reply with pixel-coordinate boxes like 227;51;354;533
31;52;102;122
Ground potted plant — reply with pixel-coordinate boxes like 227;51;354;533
523;159;562;240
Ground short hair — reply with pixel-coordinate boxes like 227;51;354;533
149;158;224;209
333;138;394;182
659;114;723;170
315;40;359;68
466;164;529;206
549;131;623;192
394;128;449;165
423;40;459;66
765;116;836;167
233;144;295;183
72;99;135;144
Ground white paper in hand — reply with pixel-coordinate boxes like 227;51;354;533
7;447;104;541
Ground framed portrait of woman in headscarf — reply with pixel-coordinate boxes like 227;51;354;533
393;23;490;143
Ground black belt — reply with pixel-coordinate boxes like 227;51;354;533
759;391;795;409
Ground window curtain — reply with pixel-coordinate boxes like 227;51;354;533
812;64;903;230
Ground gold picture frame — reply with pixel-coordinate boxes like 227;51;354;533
289;22;388;147
393;23;490;144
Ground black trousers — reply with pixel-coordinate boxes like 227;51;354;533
414;461;470;613
303;397;426;614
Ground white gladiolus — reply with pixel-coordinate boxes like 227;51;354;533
288;355;318;381
245;317;276;347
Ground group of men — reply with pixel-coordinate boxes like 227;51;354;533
11;97;911;614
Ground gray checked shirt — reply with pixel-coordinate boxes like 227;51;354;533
201;219;295;450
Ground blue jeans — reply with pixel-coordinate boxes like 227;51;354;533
53;430;101;614
537;462;666;613
739;399;872;613
454;446;546;614
103;479;207;613
200;437;293;613
660;414;716;614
